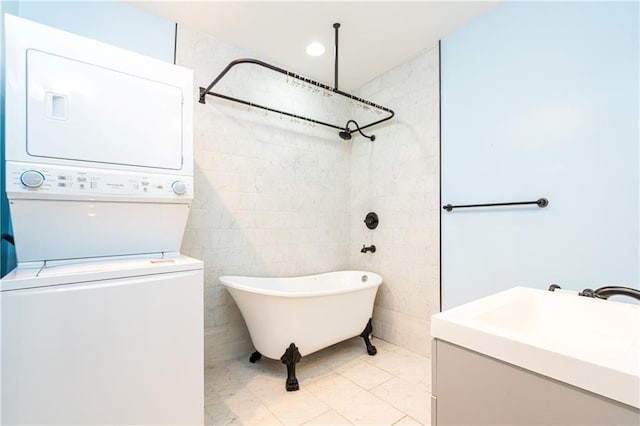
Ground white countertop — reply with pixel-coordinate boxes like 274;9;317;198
431;286;640;409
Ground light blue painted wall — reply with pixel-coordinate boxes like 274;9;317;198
441;1;639;309
1;1;175;276
16;1;175;63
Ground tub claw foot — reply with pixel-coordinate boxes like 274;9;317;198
285;377;299;392
249;351;262;363
281;343;302;392
360;318;377;356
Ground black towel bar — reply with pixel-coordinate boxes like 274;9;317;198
443;198;549;212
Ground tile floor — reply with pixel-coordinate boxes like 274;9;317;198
205;337;431;425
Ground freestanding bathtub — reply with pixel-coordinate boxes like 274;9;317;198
219;270;382;391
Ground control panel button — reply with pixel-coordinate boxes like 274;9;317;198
172;181;187;195
20;170;45;188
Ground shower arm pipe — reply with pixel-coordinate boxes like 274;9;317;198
198;58;395;133
344;120;375;140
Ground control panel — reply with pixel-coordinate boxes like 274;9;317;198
6;162;193;201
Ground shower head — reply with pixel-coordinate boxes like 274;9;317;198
339;120;375;142
339;130;352;140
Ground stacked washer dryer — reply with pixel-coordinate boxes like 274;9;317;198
1;15;203;424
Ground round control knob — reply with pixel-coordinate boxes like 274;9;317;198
172;181;187;195
20;170;45;188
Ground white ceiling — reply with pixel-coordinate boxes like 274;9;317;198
131;1;500;91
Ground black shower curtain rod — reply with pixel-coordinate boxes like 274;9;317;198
198;23;395;137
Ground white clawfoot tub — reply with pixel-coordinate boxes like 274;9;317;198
219;270;382;391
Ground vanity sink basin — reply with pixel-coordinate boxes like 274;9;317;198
431;286;640;408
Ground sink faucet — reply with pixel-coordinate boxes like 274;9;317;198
361;244;376;253
579;286;640;302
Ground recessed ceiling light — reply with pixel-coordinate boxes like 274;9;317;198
306;42;325;57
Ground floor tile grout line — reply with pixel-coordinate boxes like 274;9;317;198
335;368;395;393
325;347;392;393
366;360;432;388
300;408;348;426
246;386;285;425
302;378;391;417
308;368;406;423
302;343;416;422
365;374;432;423
392;414;423;426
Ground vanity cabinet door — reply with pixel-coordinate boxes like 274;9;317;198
432;340;640;426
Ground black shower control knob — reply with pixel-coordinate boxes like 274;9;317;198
364;212;379;229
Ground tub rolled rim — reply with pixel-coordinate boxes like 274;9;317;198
219;270;383;298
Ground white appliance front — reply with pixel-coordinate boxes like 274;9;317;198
2;14;203;426
5;13;193;175
1;261;204;425
9;199;190;261
26;49;183;170
4;14;195;263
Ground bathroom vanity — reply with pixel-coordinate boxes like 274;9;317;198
431;287;640;425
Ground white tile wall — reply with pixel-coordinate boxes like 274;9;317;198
177;25;440;363
176;27;351;366
350;45;440;357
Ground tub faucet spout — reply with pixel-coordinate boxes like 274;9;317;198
361;245;376;253
579;286;640;302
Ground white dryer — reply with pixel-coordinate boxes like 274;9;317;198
1;14;203;424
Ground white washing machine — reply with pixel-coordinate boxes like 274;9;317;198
1;15;203;424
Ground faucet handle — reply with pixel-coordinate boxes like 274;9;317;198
360;244;376;253
579;288;595;298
